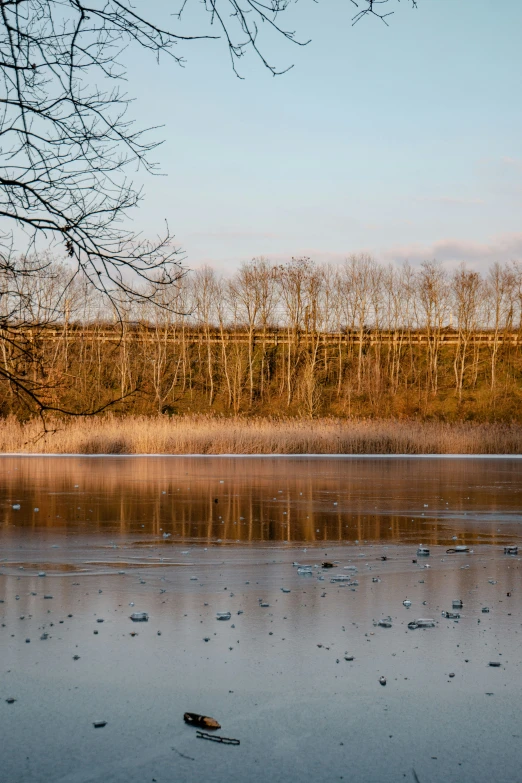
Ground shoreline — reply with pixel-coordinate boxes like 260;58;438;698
2;452;522;458
1;415;522;455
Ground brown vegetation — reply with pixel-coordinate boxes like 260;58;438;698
2;255;522;421
1;415;522;454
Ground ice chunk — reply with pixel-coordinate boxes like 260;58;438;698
446;545;470;553
130;612;149;622
408;618;435;629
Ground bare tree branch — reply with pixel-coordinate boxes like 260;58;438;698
351;0;417;27
0;0;421;416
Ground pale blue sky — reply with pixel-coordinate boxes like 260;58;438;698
124;0;522;273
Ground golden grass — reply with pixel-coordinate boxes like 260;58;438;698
0;415;521;454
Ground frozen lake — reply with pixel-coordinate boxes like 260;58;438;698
1;456;522;782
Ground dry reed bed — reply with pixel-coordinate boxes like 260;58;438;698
0;416;521;454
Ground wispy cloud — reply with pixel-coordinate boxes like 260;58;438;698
186;234;522;274
418;196;485;205
501;156;522;170
188;229;282;241
382;232;522;266
283;235;522;268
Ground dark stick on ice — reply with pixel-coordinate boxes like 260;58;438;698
196;731;240;745
171;746;195;761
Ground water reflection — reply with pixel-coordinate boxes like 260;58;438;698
1;456;521;546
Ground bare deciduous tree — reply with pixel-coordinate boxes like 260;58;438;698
1;0;424;417
485;262;516;393
0;0;309;414
452;265;482;402
416;261;450;396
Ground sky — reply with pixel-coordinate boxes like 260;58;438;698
121;0;522;274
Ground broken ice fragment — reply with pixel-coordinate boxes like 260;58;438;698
408;618;435;630
130;612;149;622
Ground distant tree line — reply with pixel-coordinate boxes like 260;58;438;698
2;255;522;420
